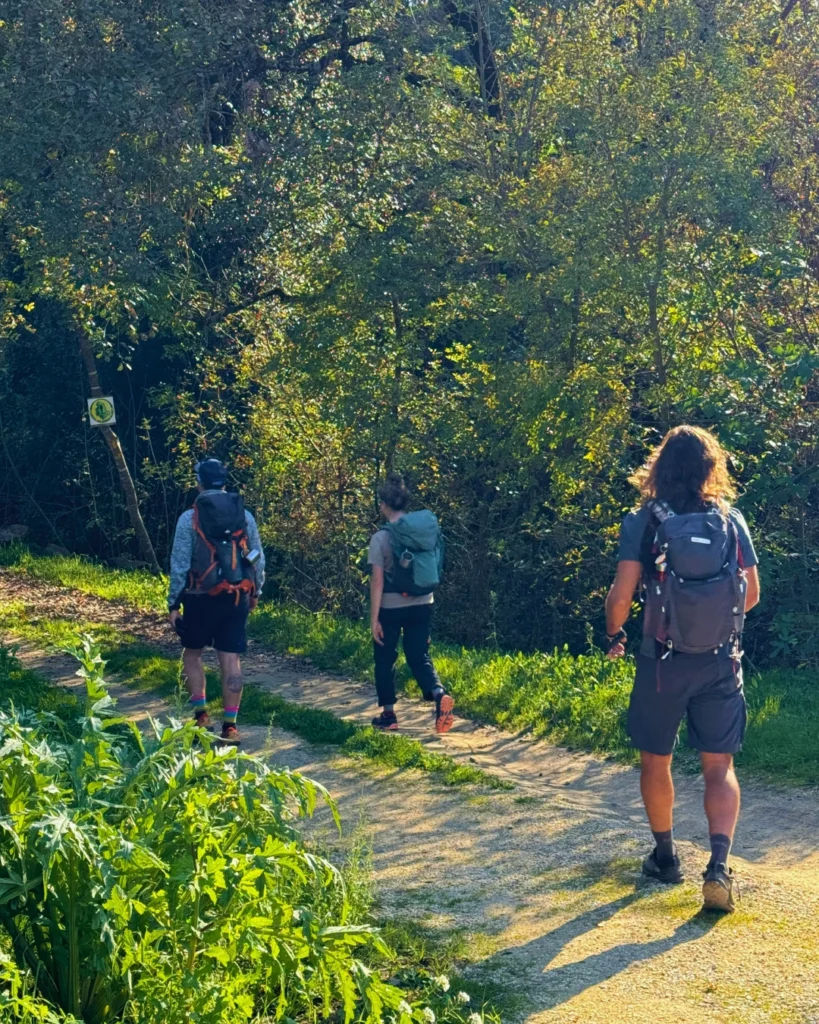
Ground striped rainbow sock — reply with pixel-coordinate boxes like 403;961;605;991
223;706;239;725
190;693;207;717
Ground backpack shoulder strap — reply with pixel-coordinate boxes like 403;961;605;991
647;499;674;523
723;511;743;568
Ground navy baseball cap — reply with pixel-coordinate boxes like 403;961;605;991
194;458;228;488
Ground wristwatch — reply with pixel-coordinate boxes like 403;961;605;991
605;628;627;651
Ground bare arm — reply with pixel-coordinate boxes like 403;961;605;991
745;565;760;612
604;560;643;658
370;564;385;645
606;560;643;634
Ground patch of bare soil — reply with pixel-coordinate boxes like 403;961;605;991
3;571;819;1024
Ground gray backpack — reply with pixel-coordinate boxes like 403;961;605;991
645;502;747;656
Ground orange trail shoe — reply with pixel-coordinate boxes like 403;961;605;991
435;694;455;734
218;723;241;746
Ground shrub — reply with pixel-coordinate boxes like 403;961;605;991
0;952;73;1022
0;638;452;1024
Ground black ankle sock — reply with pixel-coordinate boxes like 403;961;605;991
652;829;675;865
709;833;731;868
431;687;444;704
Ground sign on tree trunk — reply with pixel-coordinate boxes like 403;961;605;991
87;396;116;427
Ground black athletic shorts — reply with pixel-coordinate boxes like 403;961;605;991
627;648;747;756
178;593;249;654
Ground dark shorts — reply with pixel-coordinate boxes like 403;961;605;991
627;649;746;756
178;593;248;654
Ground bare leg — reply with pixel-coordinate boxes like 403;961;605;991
639;751;675;832
701;752;740;839
182;648;206;698
217;650;243;716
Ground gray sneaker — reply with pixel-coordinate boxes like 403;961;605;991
702;862;736;912
642;848;684;884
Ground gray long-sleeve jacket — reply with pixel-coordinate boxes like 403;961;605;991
167;491;266;609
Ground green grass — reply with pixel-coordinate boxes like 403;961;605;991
249;602;636;757
0;542;166;610
4;547;819;785
249;603;819;785
0;641;78;720
111;646;510;789
0;603;508;790
741;668;819;786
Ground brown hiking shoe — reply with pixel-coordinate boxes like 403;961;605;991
194;711;213;732
702;863;736;913
435;694;455;734
218;724;241;746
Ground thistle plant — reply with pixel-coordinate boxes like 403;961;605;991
0;637;424;1024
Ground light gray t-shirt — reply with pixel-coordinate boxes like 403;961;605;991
368;528;434;609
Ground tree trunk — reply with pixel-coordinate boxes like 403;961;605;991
78;333;162;574
384;294;404;474
648;280;671;430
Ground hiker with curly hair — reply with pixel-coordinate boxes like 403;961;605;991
367;474;454;734
605;426;760;912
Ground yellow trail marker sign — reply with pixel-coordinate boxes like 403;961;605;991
87;396;116;427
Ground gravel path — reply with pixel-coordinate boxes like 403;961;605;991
2;570;819;1024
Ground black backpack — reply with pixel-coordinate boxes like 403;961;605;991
643;501;747;655
187;491;255;599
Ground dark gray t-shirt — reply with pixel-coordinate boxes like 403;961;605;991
617;504;758;654
617;505;758;567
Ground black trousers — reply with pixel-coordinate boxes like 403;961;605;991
374;604;441;707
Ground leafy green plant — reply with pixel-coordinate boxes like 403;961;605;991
0;637;462;1024
0;952;73;1022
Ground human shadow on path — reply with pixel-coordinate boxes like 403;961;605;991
470;882;719;1014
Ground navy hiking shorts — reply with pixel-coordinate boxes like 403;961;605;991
178;593;249;654
627;648;746;756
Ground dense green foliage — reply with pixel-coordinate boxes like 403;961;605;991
2;0;819;662
0;638;495;1023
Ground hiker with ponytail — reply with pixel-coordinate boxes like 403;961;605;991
367;474;454;734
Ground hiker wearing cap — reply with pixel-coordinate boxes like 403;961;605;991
367;474;454;734
605;426;760;912
167;458;265;744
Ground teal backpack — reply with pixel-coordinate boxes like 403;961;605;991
383;511;444;596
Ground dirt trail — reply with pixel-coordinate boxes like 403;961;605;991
2;571;819;1024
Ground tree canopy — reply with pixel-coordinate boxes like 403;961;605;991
1;0;819;664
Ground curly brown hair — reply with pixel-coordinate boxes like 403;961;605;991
630;425;736;514
378;473;410;512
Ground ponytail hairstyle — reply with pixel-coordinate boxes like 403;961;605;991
378;473;410;512
630;425;736;514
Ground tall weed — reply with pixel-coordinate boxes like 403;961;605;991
0;638;472;1024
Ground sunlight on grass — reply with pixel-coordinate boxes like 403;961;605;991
0;542;166;610
0;605;507;790
4;548;819;785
